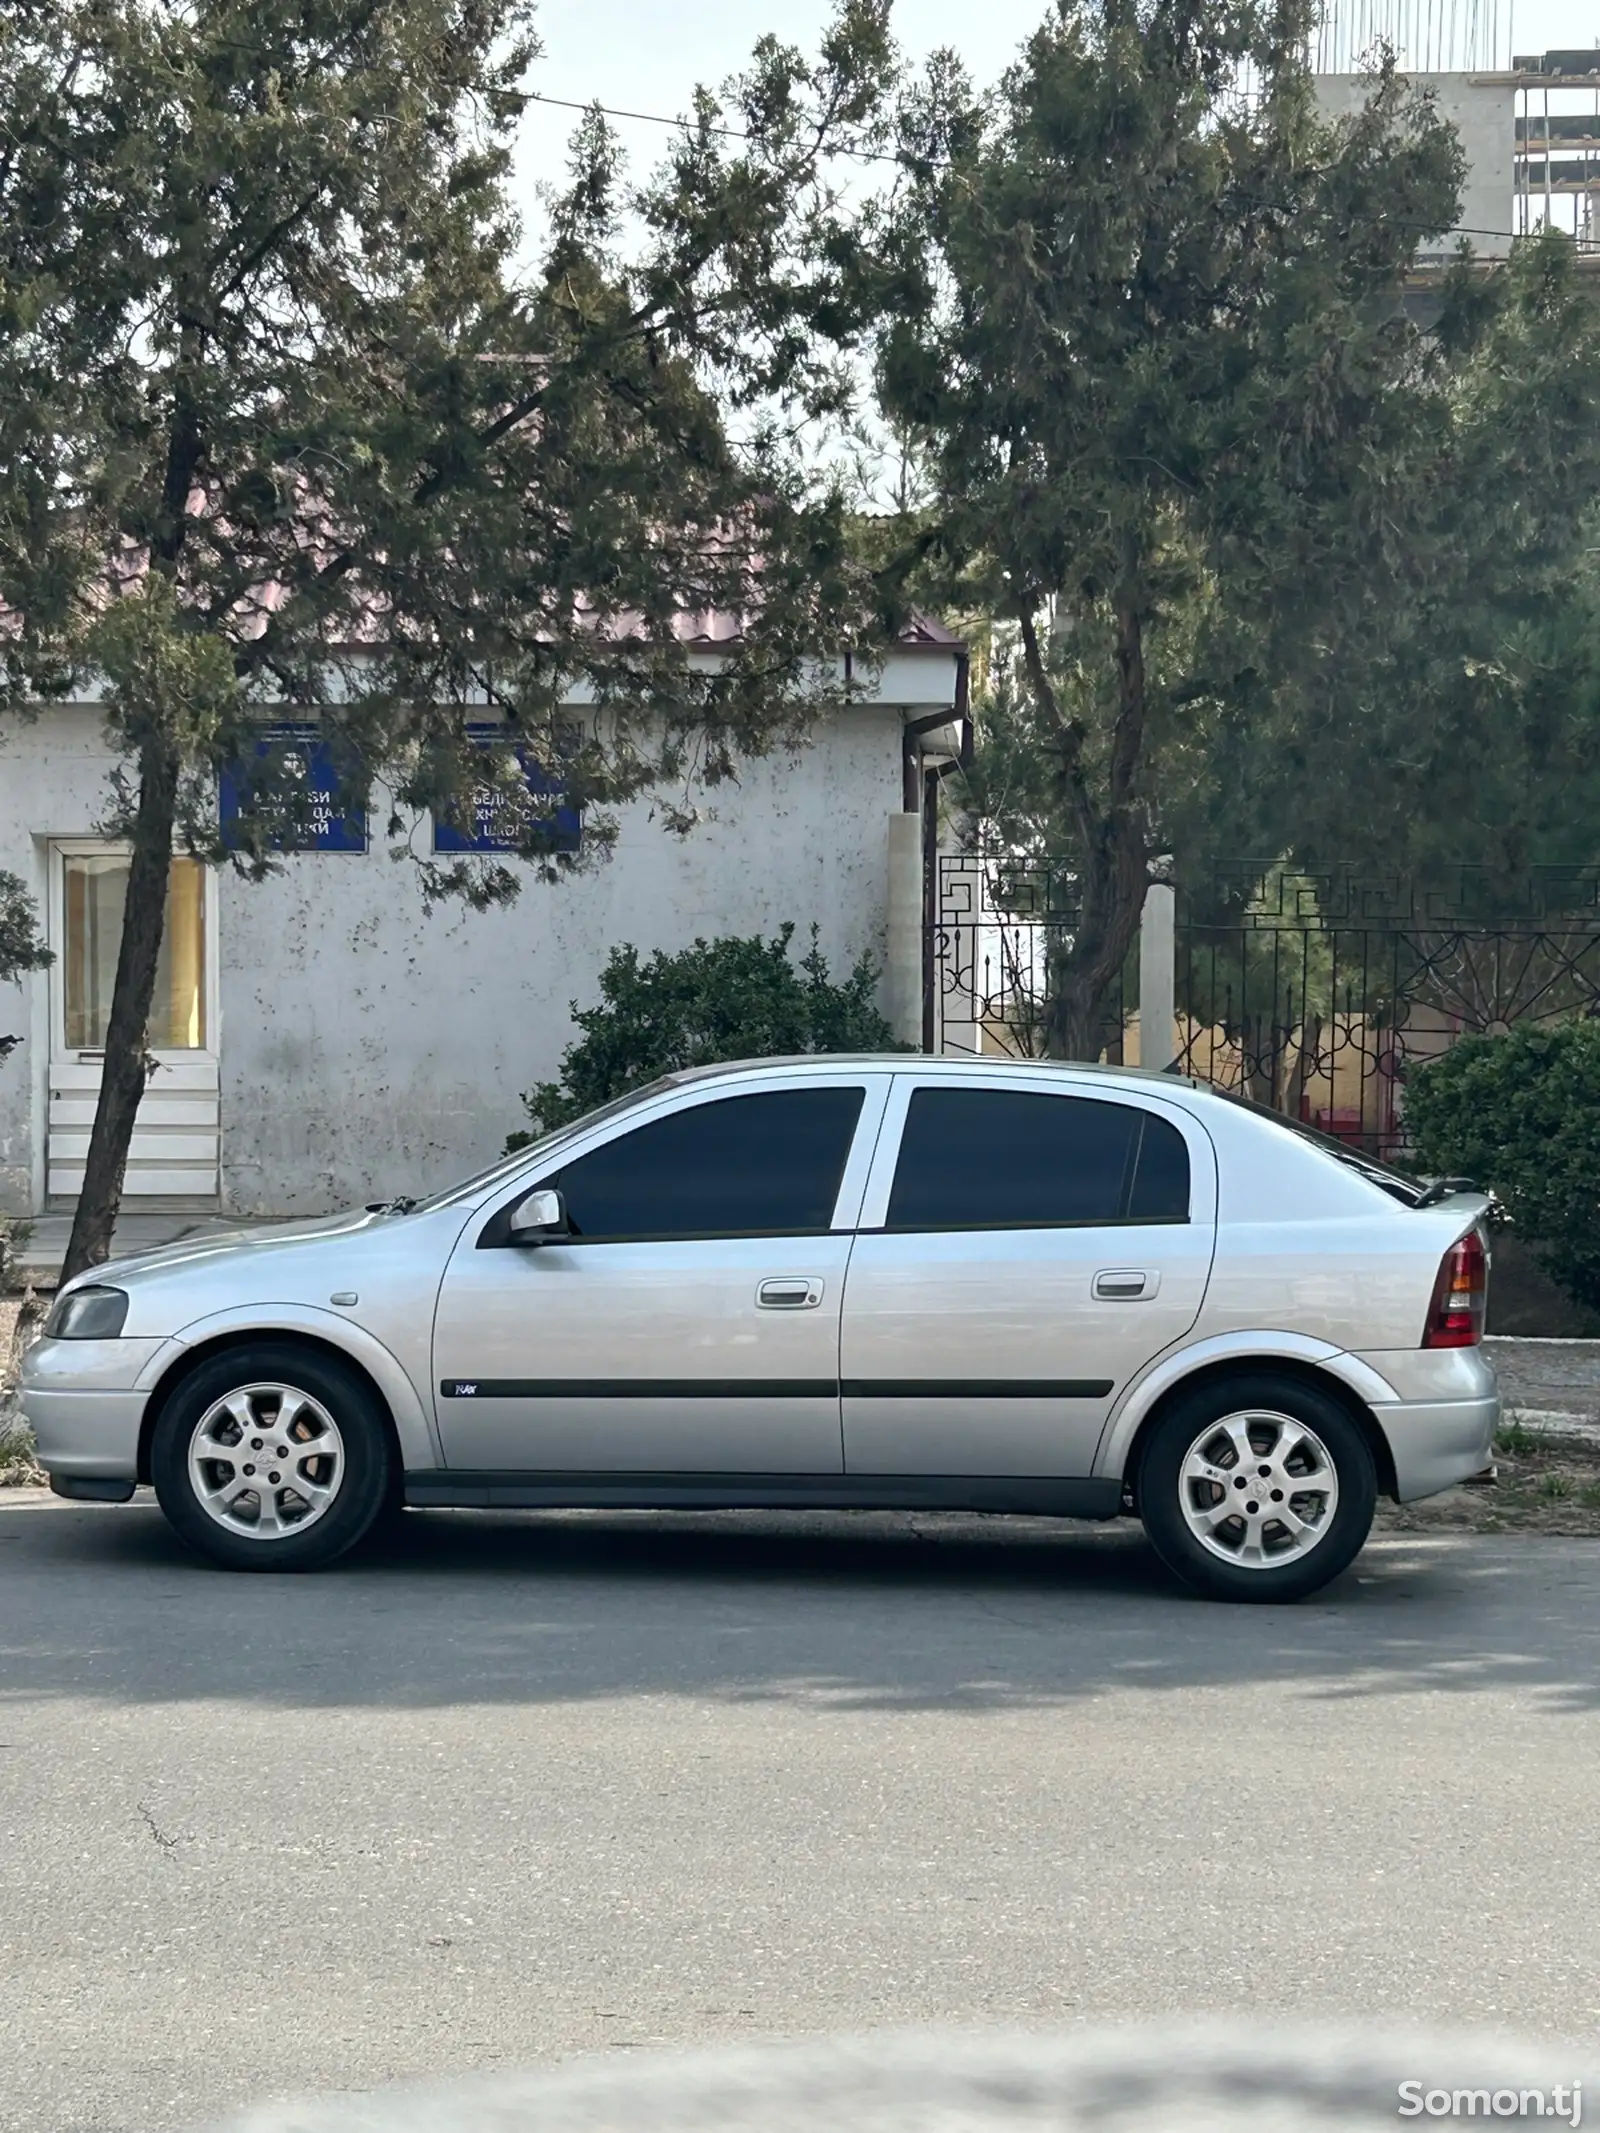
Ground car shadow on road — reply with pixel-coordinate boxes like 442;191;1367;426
4;1498;1599;1715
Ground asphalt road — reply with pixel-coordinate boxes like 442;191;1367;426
3;1496;1600;2133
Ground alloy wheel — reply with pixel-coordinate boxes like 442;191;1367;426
185;1382;346;1541
1178;1408;1340;1569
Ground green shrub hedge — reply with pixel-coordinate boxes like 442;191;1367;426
508;925;900;1148
1405;1020;1600;1312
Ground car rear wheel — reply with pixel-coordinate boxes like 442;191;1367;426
151;1342;394;1572
1136;1373;1378;1603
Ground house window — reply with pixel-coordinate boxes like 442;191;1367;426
63;854;207;1051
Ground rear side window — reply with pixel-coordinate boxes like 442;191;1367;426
885;1088;1190;1230
553;1086;866;1240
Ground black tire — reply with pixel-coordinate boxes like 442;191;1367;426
1136;1372;1378;1603
151;1341;395;1572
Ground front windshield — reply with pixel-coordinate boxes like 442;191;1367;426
409;1075;683;1212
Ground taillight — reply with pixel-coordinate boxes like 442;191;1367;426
1422;1228;1487;1348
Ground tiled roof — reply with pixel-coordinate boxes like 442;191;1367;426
3;543;963;657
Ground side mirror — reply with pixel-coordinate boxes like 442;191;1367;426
507;1186;569;1244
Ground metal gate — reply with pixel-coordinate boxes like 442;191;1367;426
928;856;1600;1162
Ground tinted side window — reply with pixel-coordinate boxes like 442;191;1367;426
1128;1110;1191;1218
554;1087;866;1241
885;1089;1190;1230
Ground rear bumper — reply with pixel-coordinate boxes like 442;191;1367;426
1372;1393;1500;1503
21;1388;146;1482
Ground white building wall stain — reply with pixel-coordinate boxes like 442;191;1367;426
0;702;912;1217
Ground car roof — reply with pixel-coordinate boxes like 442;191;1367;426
673;1054;1203;1094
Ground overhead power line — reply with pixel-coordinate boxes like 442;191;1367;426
525;89;1526;242
526;90;906;165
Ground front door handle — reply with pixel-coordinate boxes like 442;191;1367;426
757;1277;824;1309
1094;1268;1159;1301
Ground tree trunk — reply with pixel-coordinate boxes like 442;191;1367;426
1015;590;1152;1064
1045;909;1144;1061
1034;592;1152;1062
60;735;180;1283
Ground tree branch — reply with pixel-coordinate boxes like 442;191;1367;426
215;187;327;304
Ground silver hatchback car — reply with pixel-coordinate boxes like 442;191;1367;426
23;1056;1498;1601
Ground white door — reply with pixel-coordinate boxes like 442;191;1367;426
47;844;221;1205
840;1076;1217;1476
432;1078;886;1475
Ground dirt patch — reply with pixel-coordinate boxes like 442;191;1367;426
1376;1423;1600;1537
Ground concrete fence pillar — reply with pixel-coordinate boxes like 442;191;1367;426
885;812;925;1049
1139;875;1176;1073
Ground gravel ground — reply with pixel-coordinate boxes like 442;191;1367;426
1485;1335;1600;1427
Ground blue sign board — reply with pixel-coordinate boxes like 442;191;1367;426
431;725;582;855
219;726;367;853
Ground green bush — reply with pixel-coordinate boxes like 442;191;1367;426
508;925;902;1147
1405;1020;1600;1311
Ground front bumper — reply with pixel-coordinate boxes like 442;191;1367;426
19;1334;170;1483
1372;1392;1500;1502
22;1387;148;1480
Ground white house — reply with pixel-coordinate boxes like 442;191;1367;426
0;625;967;1220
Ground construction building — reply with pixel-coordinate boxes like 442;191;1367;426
1312;5;1600;259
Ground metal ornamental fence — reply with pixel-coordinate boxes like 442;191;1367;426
928;855;1600;1162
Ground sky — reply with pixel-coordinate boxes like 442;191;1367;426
508;0;1600;239
508;0;1050;235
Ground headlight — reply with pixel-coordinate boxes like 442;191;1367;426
46;1286;130;1340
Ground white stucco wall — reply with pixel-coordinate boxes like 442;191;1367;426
1;705;113;1214
1315;73;1515;255
0;692;932;1217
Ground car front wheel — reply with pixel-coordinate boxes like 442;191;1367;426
151;1341;394;1572
1136;1373;1378;1603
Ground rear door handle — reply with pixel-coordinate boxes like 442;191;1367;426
757;1277;824;1309
1094;1268;1158;1301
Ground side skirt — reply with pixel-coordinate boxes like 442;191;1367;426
402;1471;1125;1519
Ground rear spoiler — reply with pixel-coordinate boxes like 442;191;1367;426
1414;1175;1479;1208
1413;1189;1496;1247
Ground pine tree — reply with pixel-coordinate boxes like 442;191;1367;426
871;0;1465;1057
0;0;894;1275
